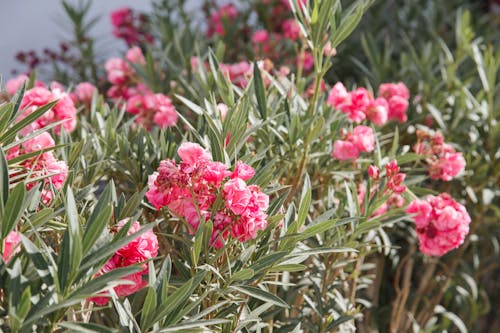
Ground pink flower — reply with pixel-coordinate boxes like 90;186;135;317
110;7;133;27
231;161;255;181
72;82;97;105
406;193;470;256
203;162;231;186
125;46;145;65
5;74;45;95
332;140;360;160
366;97;389;126
327;83;372;122
2;231;21;262
220;61;253;88
296;51;314;71
429;152;466;181
217;103;229;120
252;29;270;43
22;132;55;153
385;160;406;194
413;131;466;181
19;86;77;135
282;19;300;40
89;220;158;305
378;82;410;100
378;82;410;123
105;58;133;85
324;42;337;57
146;143;269;248
207;4;238;37
350;125;375;153
177;142;211;165
327;82;350;109
368;165;380;180
224;178;252;215
6;133;68;204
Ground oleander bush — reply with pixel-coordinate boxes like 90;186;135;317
1;0;499;332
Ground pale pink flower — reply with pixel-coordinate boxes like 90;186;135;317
73;82;97;105
327;82;350;109
2;231;21;262
324;42;337;57
125;46;146;65
177;142;211;165
105;58;133;85
366;97;389;126
19;86;77;135
217;103;229;120
429;152;466;181
5;74;45;95
22;132;55;153
406;193;470;256
350;125;375;153
332;140;360;160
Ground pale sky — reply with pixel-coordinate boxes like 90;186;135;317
0;0;153;80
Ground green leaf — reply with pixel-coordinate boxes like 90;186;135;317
58;322;117;333
253;61;267;120
2;183;26;238
82;205;112;255
0;101;57;145
231;268;255;282
297;174;312;230
159;319;231;332
231;285;289;308
70;265;143;298
0;149;9;210
143;271;207;331
141;286;158;326
267;264;307;272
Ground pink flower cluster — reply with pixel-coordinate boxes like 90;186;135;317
327;82;410;124
17;83;77;135
2;231;21;262
206;4;238;37
332;125;375;161
146;142;269;248
105;47;178;129
90;219;158;305
406;193;470;256
110;7;153;46
413;130;466;181
6;133;68;204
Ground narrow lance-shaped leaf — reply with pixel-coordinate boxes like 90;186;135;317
253;61;267;120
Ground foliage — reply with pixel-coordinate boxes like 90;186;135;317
1;0;498;332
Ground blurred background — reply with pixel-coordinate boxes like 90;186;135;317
0;0;152;80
